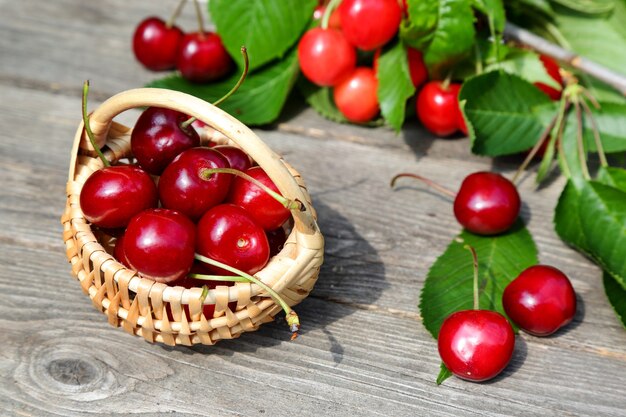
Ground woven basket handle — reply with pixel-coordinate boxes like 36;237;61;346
72;88;319;235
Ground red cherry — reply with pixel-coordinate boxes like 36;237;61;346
124;208;196;283
534;55;563;101
196;204;270;276
266;227;288;257
416;81;462;137
113;234;131;268
438;310;515;382
407;48;428;88
176;32;233;83
453;172;521;235
298;28;356;87
158;147;232;221
503;265;576;336
80;165;158;229
213;145;253;172
227;166;291;231
333;67;380;123
338;0;402;51
132;17;184;71
131;107;200;175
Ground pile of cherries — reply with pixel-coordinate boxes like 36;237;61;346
132;1;233;83
80;106;292;317
392;170;577;382
299;0;563;134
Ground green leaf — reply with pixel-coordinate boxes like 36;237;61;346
554;179;590;253
459;71;557;156
471;0;506;32
209;0;316;70
551;0;615;15
422;0;477;74
603;271;626;328
436;363;453;385
419;221;539;339
147;49;299;125
377;41;416;132
581;102;626;153
597;166;626;190
485;49;561;89
399;0;439;49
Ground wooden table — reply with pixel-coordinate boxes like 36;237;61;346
2;1;625;415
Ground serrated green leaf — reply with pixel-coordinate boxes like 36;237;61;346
459;71;557;156
400;0;439;49
486;49;561;89
597;166;626;190
603;271;626;328
436;362;453;384
554;179;590;253
377;41;416;132
209;0;316;70
580;102;626;153
423;0;477;75
146;49;299;125
419;221;538;339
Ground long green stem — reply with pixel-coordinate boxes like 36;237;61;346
199;167;304;211
82;81;110;167
390;173;456;198
512;110;560;184
194;253;300;339
192;0;205;37
166;0;187;28
464;245;480;311
180;46;250;128
580;98;608;167
574;100;591;180
555;99;573;179
321;0;342;29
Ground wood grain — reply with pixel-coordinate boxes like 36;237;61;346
1;1;625;416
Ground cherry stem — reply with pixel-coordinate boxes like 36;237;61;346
390;173;456;198
180;46;250;129
580;97;608;168
441;72;453;90
194;253;300;339
321;0;342;29
574;100;592;180
190;273;249;282
82;81;110;168
199;167;305;211
166;0;187;29
463;244;480;311
555;99;573;179
192;0;205;37
512;109;560;184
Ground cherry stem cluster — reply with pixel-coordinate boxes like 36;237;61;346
166;0;187;29
82;81;110;168
193;253;300;339
390;173;456;198
198;167;304;211
181;46;250;129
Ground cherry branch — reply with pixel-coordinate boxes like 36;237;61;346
503;22;626;97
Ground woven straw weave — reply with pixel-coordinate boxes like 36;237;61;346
61;88;324;346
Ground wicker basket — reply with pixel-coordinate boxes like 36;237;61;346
61;88;324;346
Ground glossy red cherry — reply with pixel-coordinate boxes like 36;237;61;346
158;147;232;221
503;265;576;336
416;81;462;137
80;165;158;229
534;55;563;101
132;17;184;71
407;48;428;88
298;28;356;87
438;310;515;382
266;227;288;257
453;172;521;235
339;0;402;51
113;234;131;268
196;204;270;276
131;107;200;175
213;145;253;172
176;32;233;83
227;166;291;231
124;208;196;283
333;67;379;123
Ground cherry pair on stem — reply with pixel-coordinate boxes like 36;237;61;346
132;0;232;83
438;245;576;382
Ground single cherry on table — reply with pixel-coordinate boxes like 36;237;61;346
298;27;356;87
132;17;184;71
333;67;380;123
503;265;577;336
416;81;464;137
176;32;233;83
